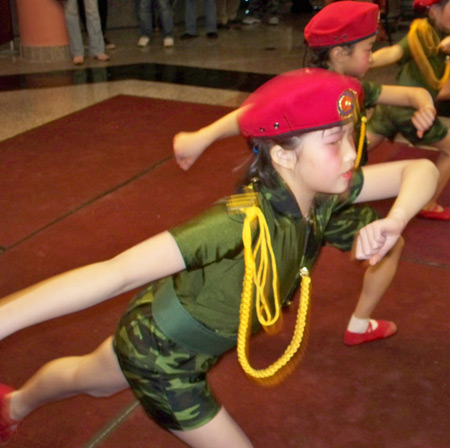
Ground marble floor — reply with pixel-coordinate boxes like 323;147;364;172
0;11;403;143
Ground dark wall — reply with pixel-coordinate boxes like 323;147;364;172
0;0;14;44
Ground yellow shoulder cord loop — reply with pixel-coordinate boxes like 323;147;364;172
354;115;367;170
229;186;312;386
408;18;450;91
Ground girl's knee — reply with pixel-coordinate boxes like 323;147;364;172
72;340;128;398
72;358;126;398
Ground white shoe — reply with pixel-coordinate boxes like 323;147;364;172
163;36;174;47
242;16;261;25
268;16;279;25
137;36;150;47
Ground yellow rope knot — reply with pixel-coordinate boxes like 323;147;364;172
229;189;312;386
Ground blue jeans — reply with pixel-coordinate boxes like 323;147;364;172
64;0;105;57
184;0;217;34
138;0;174;38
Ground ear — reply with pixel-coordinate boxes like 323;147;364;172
329;45;347;64
428;4;438;19
270;144;297;170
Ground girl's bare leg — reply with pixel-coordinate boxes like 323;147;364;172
427;134;450;209
171;407;253;448
353;236;404;319
7;336;128;421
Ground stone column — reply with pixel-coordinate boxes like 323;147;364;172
16;0;70;62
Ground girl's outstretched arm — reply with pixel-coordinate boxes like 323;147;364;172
354;159;438;265
376;85;436;138
173;107;247;171
370;44;404;68
0;231;185;341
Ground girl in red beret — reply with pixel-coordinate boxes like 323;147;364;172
369;0;450;220
174;1;437;348
0;69;438;447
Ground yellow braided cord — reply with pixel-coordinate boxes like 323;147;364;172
408;18;450;91
236;205;311;385
354;116;367;169
242;206;281;328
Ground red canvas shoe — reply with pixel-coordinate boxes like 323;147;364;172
0;384;18;445
344;320;397;346
418;204;450;220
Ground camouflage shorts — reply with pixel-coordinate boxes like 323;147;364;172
323;204;379;251
113;286;221;431
368;104;448;145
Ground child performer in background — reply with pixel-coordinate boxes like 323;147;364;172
369;0;450;220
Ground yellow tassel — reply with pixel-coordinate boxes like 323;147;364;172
408;18;450;91
354;116;367;170
231;189;312;386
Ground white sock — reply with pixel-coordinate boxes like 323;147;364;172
347;315;379;333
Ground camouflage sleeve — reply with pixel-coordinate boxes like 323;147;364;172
169;202;245;270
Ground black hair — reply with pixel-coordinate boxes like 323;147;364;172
242;134;304;188
306;42;356;69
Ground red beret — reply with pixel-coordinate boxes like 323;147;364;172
413;0;441;11
304;1;379;48
239;68;362;139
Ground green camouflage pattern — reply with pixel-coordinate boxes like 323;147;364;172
113;285;221;431
323;204;379;251
368;104;448;146
365;31;448;148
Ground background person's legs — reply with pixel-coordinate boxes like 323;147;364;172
183;0;198;36
83;0;106;57
204;0;218;33
138;0;154;45
64;0;85;59
157;0;174;38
